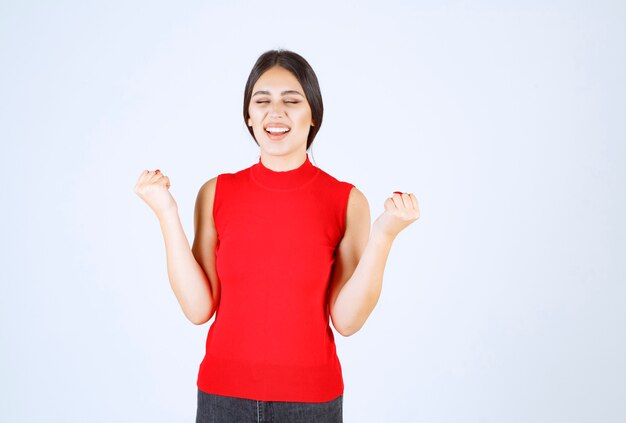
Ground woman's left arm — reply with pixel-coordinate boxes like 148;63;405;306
329;188;420;337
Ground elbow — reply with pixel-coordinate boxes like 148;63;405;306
336;323;361;337
337;327;358;337
331;316;361;337
189;314;210;325
184;290;219;325
331;298;377;337
186;304;216;326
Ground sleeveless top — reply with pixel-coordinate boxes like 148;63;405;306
196;153;355;402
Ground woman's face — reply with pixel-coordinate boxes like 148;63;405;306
247;66;313;158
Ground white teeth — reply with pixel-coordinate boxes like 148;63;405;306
266;127;290;133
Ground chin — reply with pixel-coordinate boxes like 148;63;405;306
260;145;293;157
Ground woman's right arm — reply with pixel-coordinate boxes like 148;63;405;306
189;177;221;324
135;170;219;325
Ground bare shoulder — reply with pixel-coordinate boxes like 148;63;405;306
197;176;218;206
198;176;218;199
343;186;370;244
346;186;370;220
194;176;218;234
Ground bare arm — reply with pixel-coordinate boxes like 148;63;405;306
329;188;420;336
190;177;221;323
135;168;219;324
157;178;219;325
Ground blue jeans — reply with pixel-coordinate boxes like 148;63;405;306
195;389;343;423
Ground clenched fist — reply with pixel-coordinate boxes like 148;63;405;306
133;169;177;218
372;191;420;240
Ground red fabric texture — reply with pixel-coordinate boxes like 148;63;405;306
196;154;355;402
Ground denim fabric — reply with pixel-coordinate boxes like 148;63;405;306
196;389;343;423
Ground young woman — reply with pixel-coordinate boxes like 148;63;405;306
134;49;420;423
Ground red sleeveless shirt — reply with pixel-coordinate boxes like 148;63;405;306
196;154;355;402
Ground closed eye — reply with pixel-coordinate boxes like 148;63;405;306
254;100;300;104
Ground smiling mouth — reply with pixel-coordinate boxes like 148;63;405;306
265;127;291;134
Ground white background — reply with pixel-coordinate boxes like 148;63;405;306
1;1;625;422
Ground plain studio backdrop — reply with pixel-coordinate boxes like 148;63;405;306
1;1;624;422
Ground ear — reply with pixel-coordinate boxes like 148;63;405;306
248;118;252;127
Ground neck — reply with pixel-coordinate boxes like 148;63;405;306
250;151;318;190
260;151;308;172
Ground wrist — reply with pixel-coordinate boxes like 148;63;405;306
156;205;179;222
370;226;396;245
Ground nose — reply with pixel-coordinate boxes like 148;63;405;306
269;103;285;118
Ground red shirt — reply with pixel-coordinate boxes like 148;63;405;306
196;154;355;402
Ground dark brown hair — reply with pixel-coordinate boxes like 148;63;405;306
243;49;323;150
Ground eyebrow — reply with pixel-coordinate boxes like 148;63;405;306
252;90;305;97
